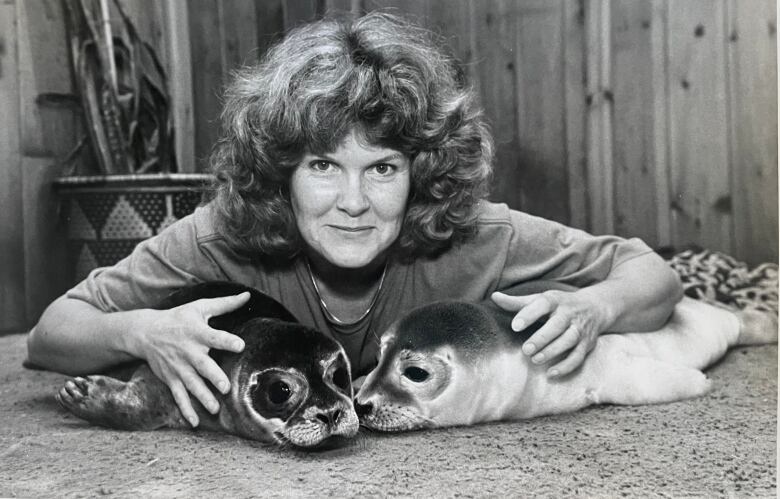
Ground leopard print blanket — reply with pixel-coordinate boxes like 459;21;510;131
662;248;778;316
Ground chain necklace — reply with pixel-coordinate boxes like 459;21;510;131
305;258;387;326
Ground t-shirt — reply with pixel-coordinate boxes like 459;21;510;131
68;201;653;375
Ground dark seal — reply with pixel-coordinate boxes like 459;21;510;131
56;282;359;448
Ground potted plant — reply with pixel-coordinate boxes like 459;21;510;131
52;0;211;282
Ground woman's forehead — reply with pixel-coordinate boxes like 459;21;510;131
308;126;406;158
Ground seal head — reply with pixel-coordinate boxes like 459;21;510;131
355;300;521;431
223;317;359;447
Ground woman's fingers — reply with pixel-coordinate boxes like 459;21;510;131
166;376;199;427
202;327;245;353
490;292;537;311
492;292;556;332
189;349;231;395
177;362;221;416
195;292;251;319
528;323;581;363
521;313;569;356
547;340;591;377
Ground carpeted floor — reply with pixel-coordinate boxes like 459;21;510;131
0;331;776;498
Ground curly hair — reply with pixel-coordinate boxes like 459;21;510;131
207;11;494;260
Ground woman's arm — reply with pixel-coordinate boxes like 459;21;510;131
492;251;683;377
27;292;250;427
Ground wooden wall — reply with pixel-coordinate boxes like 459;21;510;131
1;0;776;332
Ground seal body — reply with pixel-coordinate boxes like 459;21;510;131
56;282;359;448
355;282;777;431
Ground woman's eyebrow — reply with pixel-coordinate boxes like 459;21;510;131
372;153;406;163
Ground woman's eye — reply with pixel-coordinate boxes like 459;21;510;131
403;366;430;383
372;164;395;175
268;380;292;404
310;160;334;172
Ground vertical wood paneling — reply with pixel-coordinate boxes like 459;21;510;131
473;0;521;210
667;1;732;254
17;0;76;159
164;0;195;172
23;158;70;325
256;0;286;61
283;0;321;30
188;0;224;170
610;0;659;244
0;0;27;330
222;1;260;67
650;0;672;247
564;0;589;231
727;0;778;264
513;0;569;222
585;0;614;235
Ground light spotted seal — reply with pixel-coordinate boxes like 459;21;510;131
355;282;777;431
56;282;359;448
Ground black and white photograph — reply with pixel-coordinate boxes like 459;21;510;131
1;0;777;497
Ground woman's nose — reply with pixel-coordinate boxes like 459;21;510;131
336;175;370;216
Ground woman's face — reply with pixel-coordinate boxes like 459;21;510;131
290;130;411;269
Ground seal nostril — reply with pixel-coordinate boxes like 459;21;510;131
355;401;373;417
332;409;341;424
316;413;330;425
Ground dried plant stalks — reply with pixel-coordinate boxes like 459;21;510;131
61;0;176;175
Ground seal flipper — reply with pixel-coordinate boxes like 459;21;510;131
56;365;186;431
584;352;712;407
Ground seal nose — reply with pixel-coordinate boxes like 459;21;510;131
316;408;342;427
354;401;373;417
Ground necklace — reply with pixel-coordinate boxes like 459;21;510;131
305;258;388;326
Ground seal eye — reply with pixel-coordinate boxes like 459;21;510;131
268;381;291;404
403;366;430;383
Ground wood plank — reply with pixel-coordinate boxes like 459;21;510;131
16;0;77;159
0;0;27;330
610;0;659;245
256;0;286;60
564;0;589;231
164;0;195;173
727;0;778;264
473;0;521;211
651;0;672;248
323;0;361;15
283;0;322;30
188;0;224;171
584;0;614;235
23;157;70;326
667;0;732;254
222;0;259;67
513;0;569;223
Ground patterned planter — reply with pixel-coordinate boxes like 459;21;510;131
54;173;213;283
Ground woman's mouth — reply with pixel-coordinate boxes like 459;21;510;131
330;225;373;232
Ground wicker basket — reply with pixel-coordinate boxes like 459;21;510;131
54;173;213;283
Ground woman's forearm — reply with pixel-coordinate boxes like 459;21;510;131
579;251;684;333
26;295;148;374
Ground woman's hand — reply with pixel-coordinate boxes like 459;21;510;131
125;292;251;427
491;289;612;377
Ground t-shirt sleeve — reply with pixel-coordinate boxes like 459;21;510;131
496;207;654;289
66;205;228;312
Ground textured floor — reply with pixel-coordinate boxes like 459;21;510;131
0;332;776;498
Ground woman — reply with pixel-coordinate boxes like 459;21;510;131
27;12;682;428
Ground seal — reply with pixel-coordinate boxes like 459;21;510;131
355;281;778;431
56;282;359;448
